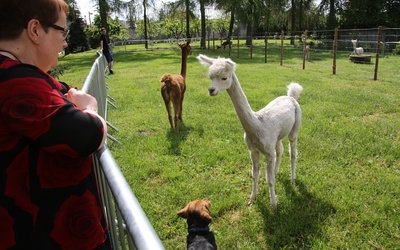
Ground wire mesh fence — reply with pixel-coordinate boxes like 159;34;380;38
112;27;400;57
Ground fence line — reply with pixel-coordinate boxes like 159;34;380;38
113;27;400;56
82;51;165;250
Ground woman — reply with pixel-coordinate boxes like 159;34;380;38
0;0;111;249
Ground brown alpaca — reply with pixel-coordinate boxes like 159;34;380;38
304;45;310;60
160;41;191;133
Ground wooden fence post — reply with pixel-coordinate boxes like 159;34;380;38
212;32;215;51
303;30;308;70
250;34;253;60
264;32;268;63
237;34;240;58
333;27;338;75
280;30;284;66
374;26;382;80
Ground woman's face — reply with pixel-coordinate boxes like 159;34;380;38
38;10;68;72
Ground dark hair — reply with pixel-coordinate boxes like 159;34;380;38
0;0;69;40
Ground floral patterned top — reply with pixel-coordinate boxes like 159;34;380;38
0;55;111;249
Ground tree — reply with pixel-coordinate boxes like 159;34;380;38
94;0;128;31
319;0;341;30
340;0;400;28
68;17;90;53
65;0;89;54
141;0;155;49
98;0;109;30
86;14;124;49
168;0;197;40
215;0;240;42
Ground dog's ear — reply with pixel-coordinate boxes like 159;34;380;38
199;201;212;223
177;204;189;219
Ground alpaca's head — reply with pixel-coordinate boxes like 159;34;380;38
178;40;192;55
197;54;236;96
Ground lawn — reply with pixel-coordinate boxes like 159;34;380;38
59;41;400;250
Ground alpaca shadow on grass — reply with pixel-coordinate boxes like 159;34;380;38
256;178;336;249
165;122;192;155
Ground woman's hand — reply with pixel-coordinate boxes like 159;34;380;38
64;88;98;111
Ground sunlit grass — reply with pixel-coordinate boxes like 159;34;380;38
59;42;400;250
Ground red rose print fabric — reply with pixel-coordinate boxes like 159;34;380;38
0;56;110;249
51;190;105;250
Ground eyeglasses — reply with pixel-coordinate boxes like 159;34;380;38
49;23;69;40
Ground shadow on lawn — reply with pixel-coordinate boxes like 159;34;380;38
256;179;336;249
165;122;192;155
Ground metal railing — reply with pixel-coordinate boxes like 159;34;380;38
82;51;164;250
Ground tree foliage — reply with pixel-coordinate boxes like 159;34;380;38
339;0;400;28
64;0;399;53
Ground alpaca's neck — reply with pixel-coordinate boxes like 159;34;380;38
226;74;259;131
180;51;188;79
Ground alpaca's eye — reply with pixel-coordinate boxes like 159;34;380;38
221;77;227;81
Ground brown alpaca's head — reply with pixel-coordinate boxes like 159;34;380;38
178;40;192;56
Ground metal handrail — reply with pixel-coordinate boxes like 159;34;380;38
95;146;164;250
82;52;164;250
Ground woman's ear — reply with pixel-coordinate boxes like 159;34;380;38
26;19;41;44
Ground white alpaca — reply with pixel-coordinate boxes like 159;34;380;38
197;54;303;209
351;39;364;55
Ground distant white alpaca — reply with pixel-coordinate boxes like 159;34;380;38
351;39;364;55
197;54;303;209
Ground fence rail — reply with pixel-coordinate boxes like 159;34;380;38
82;51;164;250
113;27;400;56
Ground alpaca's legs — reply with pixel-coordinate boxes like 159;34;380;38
248;149;260;205
274;140;284;175
163;101;173;129
178;88;185;121
178;97;184;121
266;152;277;210
161;89;174;129
174;115;179;132
289;137;298;183
172;102;181;133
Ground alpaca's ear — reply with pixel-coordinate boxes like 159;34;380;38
197;54;214;66
225;58;237;71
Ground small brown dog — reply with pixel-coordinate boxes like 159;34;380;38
178;199;217;250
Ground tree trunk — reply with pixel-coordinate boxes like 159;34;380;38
185;0;190;40
200;0;206;48
327;0;336;30
99;0;108;30
228;8;235;40
143;0;148;49
290;0;295;45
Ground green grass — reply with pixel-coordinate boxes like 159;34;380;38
59;41;400;250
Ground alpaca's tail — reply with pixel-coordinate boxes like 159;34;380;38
287;82;303;101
